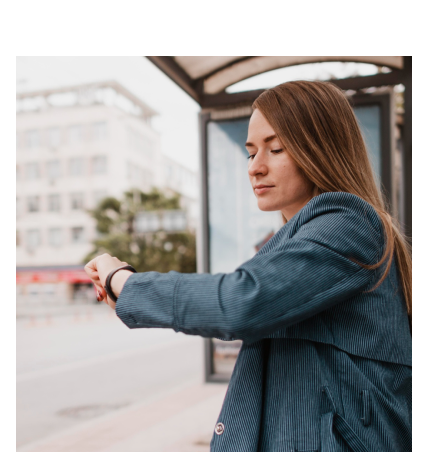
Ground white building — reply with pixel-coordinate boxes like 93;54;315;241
162;155;199;228
16;81;198;305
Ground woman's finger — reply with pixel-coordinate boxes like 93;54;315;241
87;271;100;282
95;285;107;302
84;257;99;277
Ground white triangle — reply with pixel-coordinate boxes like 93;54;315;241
193;2;239;42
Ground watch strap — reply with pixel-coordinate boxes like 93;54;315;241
104;264;137;303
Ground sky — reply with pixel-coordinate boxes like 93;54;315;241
16;56;201;172
15;57;381;174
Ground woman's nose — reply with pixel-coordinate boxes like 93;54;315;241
248;155;268;177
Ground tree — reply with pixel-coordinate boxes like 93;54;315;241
83;188;197;274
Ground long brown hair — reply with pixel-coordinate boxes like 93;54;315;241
253;80;412;326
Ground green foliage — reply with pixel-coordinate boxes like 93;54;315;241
83;188;196;273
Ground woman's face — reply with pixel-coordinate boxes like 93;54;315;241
246;108;315;220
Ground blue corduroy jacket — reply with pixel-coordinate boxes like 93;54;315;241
116;192;412;452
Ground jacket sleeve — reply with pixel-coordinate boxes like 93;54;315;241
115;192;384;343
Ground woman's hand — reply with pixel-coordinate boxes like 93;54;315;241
84;254;133;309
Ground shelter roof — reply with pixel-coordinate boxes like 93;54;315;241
147;56;406;108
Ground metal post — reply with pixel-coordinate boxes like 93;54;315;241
403;56;412;240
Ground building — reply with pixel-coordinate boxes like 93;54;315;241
162;155;199;228
16;81;198;306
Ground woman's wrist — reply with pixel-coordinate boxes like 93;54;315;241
111;270;134;299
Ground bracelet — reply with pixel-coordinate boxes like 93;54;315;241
104;265;137;303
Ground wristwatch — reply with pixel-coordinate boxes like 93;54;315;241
104;264;137;302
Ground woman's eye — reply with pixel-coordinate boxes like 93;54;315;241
271;149;283;154
247;154;255;160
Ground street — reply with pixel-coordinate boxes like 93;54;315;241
17;305;228;451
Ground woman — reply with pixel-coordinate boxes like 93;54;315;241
85;81;412;452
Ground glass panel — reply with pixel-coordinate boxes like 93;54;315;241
48;127;61;147
226;62;387;94
69;125;83;144
206;109;383;380
354;105;381;186
92;155;107;174
25;162;40;180
46;160;61;179
26;130;40;148
207;118;283;378
93;121;108;140
70;192;85;210
27;229;40;248
93;190;107;207
69;157;85;176
71;227;85;243
48;194;61;212
207;118;282;275
27;196;40;212
48;228;62;246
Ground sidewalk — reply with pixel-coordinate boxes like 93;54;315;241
16;302;105;319
18;379;229;452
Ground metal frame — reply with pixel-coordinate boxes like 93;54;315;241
402;57;412;240
200;111;253;383
201;92;396;383
146;56;412;382
350;91;394;213
147;56;411;239
147;57;405;106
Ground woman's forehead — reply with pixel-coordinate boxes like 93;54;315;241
247;111;277;145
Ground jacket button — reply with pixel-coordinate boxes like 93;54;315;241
215;422;225;435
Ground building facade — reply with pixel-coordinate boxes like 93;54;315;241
16;81;198;306
162;155;199;229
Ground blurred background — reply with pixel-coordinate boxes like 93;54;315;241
16;56;411;451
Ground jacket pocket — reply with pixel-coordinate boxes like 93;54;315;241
320;386;369;452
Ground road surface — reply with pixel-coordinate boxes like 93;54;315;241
17;305;228;451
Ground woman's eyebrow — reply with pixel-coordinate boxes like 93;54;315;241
245;134;277;147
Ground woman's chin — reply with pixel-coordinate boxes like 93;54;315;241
257;200;279;212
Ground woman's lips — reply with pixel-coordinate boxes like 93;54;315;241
254;185;274;195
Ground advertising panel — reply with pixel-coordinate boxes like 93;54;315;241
203;95;388;382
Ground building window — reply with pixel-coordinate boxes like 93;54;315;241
93;190;107;207
71;227;85;243
48;127;61;148
93;122;107;141
127;127;153;156
70;192;84;210
26;130;40;149
135;212;161;232
92;155;107;174
27;229;40;249
46;160;61;179
163;211;187;231
48;228;62;247
69;157;84;176
48;194;61;212
69;125;83;144
27;195;40;213
25;162;40;180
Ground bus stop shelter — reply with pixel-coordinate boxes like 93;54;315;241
147;56;412;382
